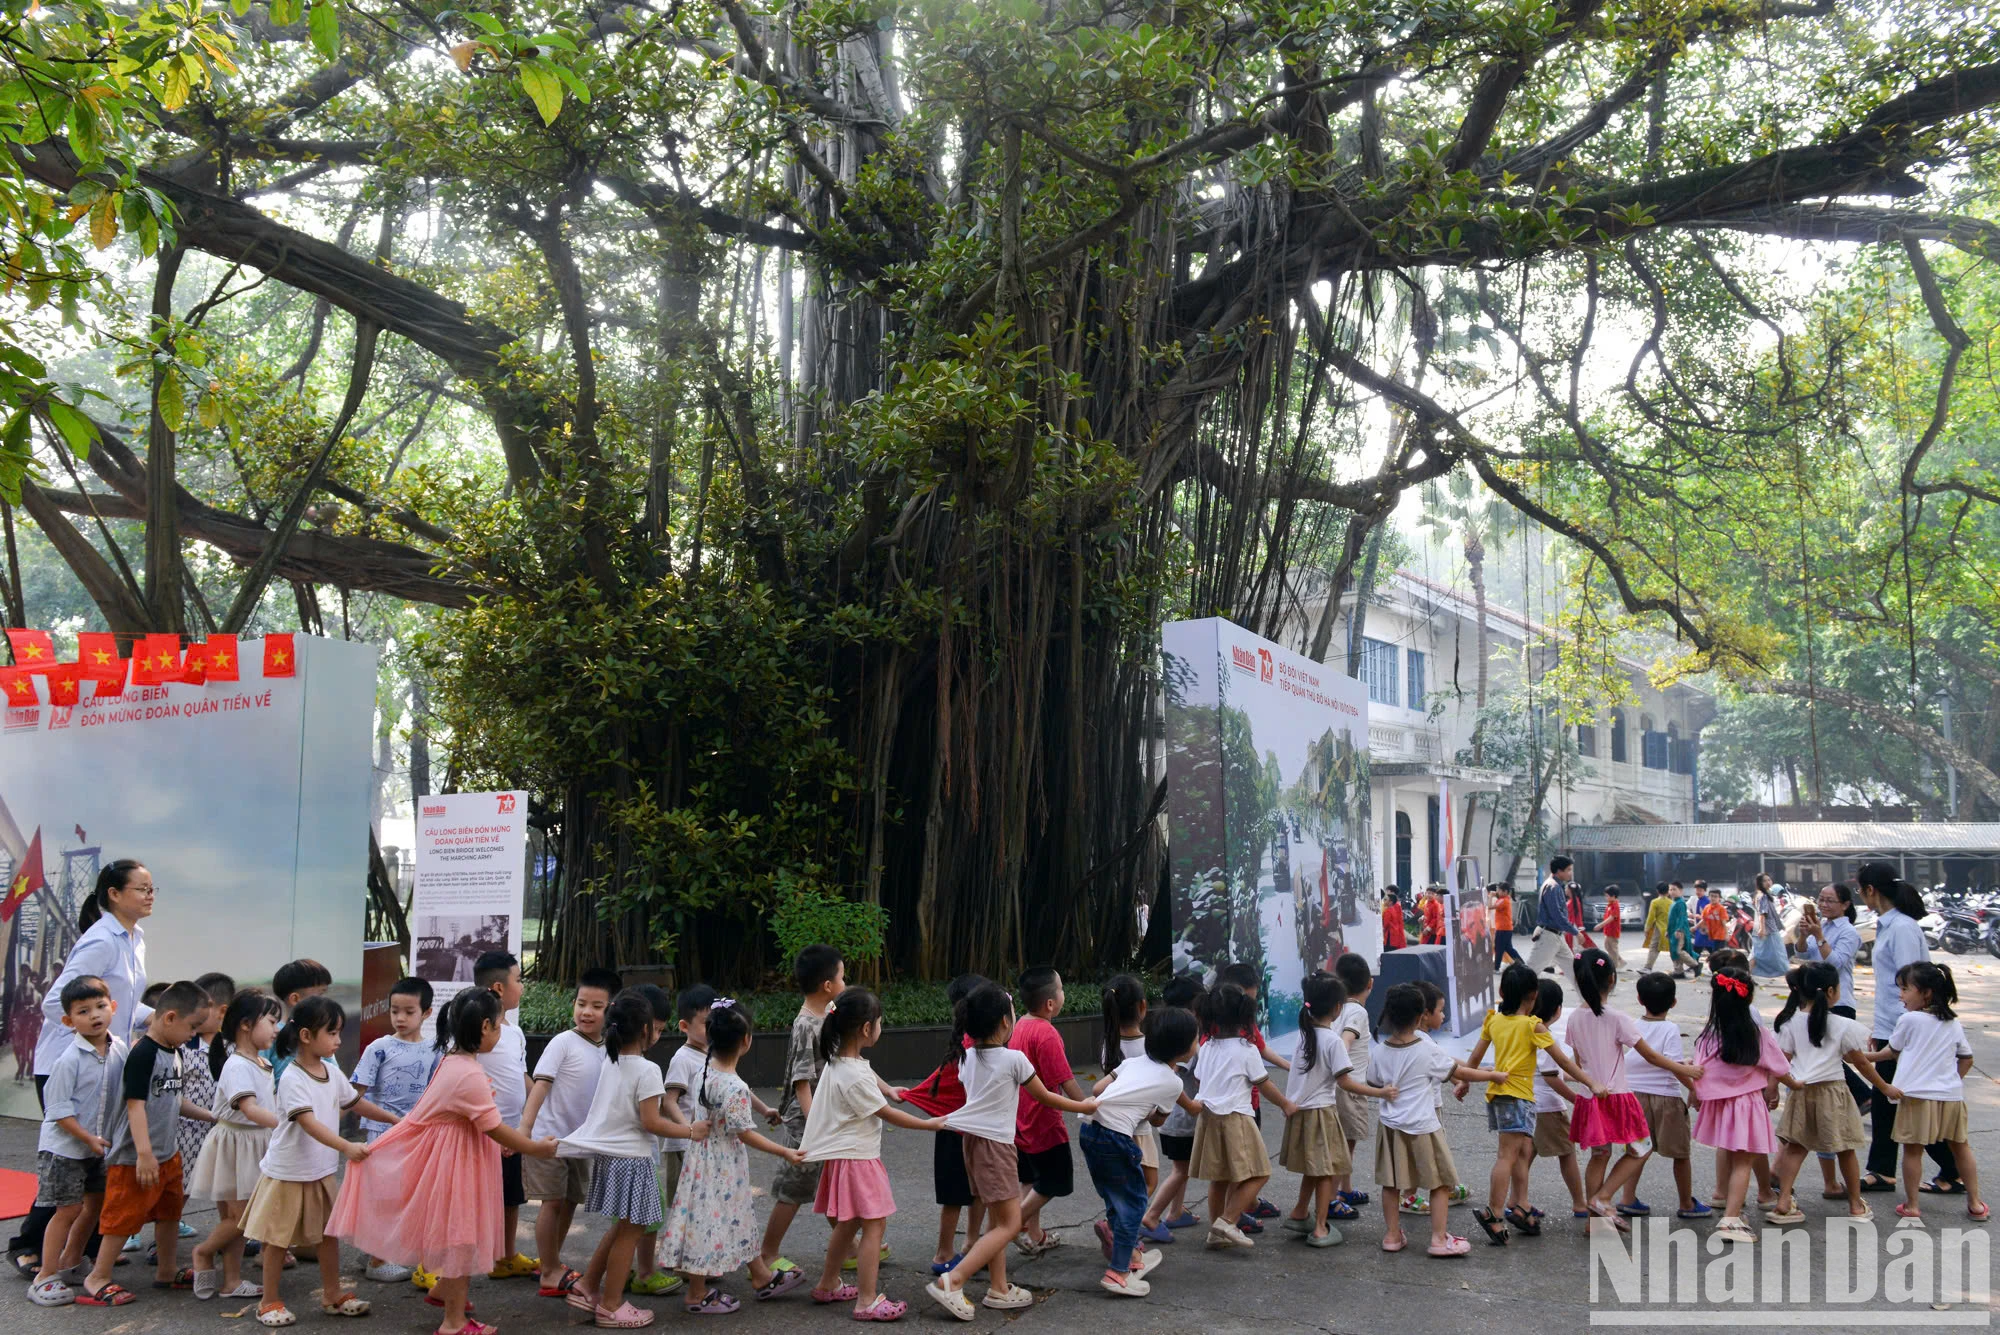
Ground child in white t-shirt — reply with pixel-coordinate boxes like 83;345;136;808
472;951;536;1283
1085;1006;1198;1297
1769;962;1891;1221
1369;984;1502;1256
1280;975;1395;1247
1874;962;1985;1224
1616;971;1702;1220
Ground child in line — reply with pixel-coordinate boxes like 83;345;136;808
621;984;684;1299
268;960;332;1084
1689;967;1788;1243
355;976;439;1284
1701;947;1775;1208
561;990;726;1326
521;966;619;1299
1767;962;1890;1223
330;988;560;1335
761;946;853;1276
1213;962;1289;1229
1100;976;1160;1201
1370;984;1502;1256
803;987;947;1319
178;973;233;1197
1011;966;1087;1254
1877;962;1987;1224
78;979;214;1306
1138;974;1206;1237
27;977;120;1308
1617;972;1705;1220
1403;980;1471;1214
1528;978;1590;1218
472;950;538;1283
242;996;398;1327
649;983;720;1299
1460;964;1599;1243
1189;983;1296;1250
1329;954;1374;1220
1084;1006;1197;1296
1281;973;1396;1247
899;974;989;1274
189;989;284;1300
1564;950;1703;1232
926;982;1097;1321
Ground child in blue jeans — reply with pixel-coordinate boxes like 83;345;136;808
1082;1008;1199;1298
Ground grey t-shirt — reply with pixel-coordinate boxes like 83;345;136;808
777;1008;826;1127
104;1036;184;1165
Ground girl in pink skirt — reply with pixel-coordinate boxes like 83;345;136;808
1564;950;1705;1230
801;988;947;1321
1691;967;1791;1244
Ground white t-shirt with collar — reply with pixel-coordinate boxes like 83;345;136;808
1086;1055;1184;1138
1191;1036;1266;1117
529;1029;606;1141
260;1059;359;1182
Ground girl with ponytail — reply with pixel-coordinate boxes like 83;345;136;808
1689;969;1791;1243
1100;976;1161;1199
797;988;947;1319
188;989;284;1301
1877;962;1987;1223
1279;975;1396;1245
658;1000;809;1314
1563;949;1702;1233
1768;962;1890;1223
330;988;559;1335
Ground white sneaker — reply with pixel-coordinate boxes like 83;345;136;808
364;1263;413;1283
1100;1271;1150;1297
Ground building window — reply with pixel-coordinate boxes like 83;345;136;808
1609;710;1627;763
1641;715;1669;770
1359;637;1400;708
1577;723;1596;757
1406;649;1426;712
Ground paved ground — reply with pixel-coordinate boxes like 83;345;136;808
3;955;1999;1334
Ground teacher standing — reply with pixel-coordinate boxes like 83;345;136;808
6;860;153;1277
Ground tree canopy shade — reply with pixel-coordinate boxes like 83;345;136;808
7;0;2000;980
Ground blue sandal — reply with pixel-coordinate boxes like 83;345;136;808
1328;1200;1359;1222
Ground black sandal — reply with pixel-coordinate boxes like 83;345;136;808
9;1252;39;1281
1504;1206;1542;1236
1473;1206;1509;1244
1921;1178;1967;1195
1859;1174;1897;1193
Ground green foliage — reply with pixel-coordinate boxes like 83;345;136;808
518;977;1120;1035
770;876;888;968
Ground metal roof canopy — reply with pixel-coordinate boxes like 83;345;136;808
1563;822;2000;856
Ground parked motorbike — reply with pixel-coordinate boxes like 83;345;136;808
1936;907;1990;955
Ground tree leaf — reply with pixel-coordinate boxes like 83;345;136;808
157;372;185;432
519;62;563;124
88;194;118;250
308;1;340;58
45;400;97;455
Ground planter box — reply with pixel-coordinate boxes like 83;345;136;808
525;1012;1105;1088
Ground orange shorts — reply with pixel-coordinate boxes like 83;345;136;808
99;1154;186;1237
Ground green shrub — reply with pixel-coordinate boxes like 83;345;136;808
770;875;888;968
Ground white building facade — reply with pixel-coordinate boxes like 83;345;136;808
1289;571;1714;893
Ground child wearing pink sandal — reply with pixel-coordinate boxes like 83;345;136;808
801;988;945;1320
1367;985;1504;1257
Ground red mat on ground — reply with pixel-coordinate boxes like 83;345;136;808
0;1167;37;1220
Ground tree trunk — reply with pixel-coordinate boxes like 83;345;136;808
144;248;186;633
409;676;431;802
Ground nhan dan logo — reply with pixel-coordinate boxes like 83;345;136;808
1590;1217;1990;1326
1229;645;1257;674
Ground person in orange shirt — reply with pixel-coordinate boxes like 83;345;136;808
1421;888;1446;945
1698;894;1730;958
1489;885;1525;966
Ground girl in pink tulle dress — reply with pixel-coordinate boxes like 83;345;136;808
1691;967;1791;1245
1563;949;1705;1230
329;991;559;1335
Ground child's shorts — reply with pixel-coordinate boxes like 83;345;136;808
1532;1112;1574;1159
99;1155;186;1236
1158;1132;1194;1164
34;1151;105;1208
1636;1092;1693;1160
1134;1123;1159;1171
1485;1095;1536;1136
772;1114;823;1206
961;1134;1019;1203
522;1152;592;1204
934;1130;974;1208
1016;1141;1074;1198
502;1150;526;1209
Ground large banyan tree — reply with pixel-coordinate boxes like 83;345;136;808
6;0;2000;981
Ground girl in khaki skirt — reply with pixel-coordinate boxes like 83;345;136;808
1768;963;1894;1223
1279;974;1395;1247
1878;962;1988;1224
1189;984;1296;1250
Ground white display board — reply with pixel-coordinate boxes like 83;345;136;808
411;790;528;1031
1163;617;1374;1039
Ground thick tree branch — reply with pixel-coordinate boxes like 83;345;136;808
1742;679;2000;809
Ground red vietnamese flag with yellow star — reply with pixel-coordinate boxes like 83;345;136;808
0;828;44;922
263;633;296;678
179;643;208;685
45;663;80;706
133;634;181;685
85;658;128;698
6;629;54;672
0;667;35;708
78;632;119;672
203;634;239;682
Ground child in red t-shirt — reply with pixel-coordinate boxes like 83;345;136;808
901;975;988;1275
1009;969;1086;1255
